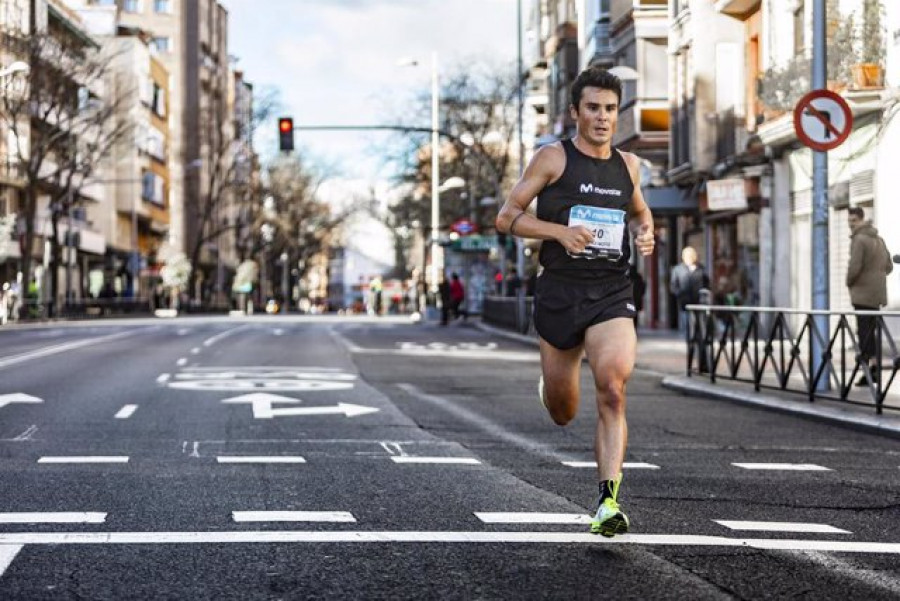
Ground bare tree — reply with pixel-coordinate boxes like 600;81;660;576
0;19;133;317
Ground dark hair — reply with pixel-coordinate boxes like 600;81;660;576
848;207;865;220
570;66;622;110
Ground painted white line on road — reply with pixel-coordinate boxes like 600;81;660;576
715;520;850;534
390;456;481;465
156;373;171;384
217;456;306;464
273;329;284;336
0;513;106;524
176;358;188;366
114;405;138;419
11;425;38;441
732;463;832;471
203;327;248;348
232;511;355;523
0;331;134;370
0;545;23;578
475;513;591;524
1;531;900;553
38;456;129;464
561;461;660;469
190;348;200;355
177;329;189;336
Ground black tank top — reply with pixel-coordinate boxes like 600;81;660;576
537;139;634;277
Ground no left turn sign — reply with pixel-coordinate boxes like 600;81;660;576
793;89;853;152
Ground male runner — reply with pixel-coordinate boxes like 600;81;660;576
495;67;654;537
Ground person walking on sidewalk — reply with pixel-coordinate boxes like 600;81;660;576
846;207;893;386
448;273;468;321
495;66;654;537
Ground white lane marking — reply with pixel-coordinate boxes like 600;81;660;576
0;545;23;578
0;513;106;524
715;520;851;534
177;329;189;336
38;456;129;464
390;456;481;465
273;329;284;336
217;457;306;464
180;366;347;373
380;442;406;456
789;550;900;597
12;425;38;441
172;380;354;392
176;358;188;366
232;511;355;523
156;374;171;384
0;331;134;370
203;327;248;347
561;461;660;469
0;393;43;410
475;513;591;524
2;532;900;553
732;463;832;471
114;405;138;419
190;348;200;355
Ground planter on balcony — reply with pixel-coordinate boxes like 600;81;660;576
851;63;883;89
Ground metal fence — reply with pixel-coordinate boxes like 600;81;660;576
482;295;534;335
686;305;900;414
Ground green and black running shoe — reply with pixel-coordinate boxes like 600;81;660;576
590;474;629;537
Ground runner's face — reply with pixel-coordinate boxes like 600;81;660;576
571;87;618;147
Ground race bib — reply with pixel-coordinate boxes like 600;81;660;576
566;205;626;260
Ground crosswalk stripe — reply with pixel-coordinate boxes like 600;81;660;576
475;512;591;524
232;511;356;523
1;531;900;553
217;456;307;464
38;457;129;464
0;545;23;578
732;463;831;471
561;461;660;469
715;520;850;534
390;457;481;465
0;513;106;524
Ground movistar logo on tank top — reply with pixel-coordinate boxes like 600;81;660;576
579;183;623;197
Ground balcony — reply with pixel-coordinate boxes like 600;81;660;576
714;0;761;19
584;13;613;68
615;100;670;150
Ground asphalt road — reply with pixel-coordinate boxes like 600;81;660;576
0;315;899;600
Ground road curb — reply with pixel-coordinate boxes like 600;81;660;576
662;375;900;439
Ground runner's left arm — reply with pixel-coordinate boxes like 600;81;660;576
623;153;654;257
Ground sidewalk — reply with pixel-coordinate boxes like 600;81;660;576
475;319;900;439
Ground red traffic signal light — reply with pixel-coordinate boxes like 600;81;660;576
278;117;294;151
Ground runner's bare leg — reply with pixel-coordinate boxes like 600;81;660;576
538;338;584;425
584;318;636;481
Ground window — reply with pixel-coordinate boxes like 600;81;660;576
151;84;166;118
154;0;171;13
146;127;165;161
123;0;140;12
793;0;805;55
150;37;170;53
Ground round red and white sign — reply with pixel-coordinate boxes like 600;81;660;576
793;89;853;152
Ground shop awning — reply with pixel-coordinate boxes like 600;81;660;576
642;186;698;214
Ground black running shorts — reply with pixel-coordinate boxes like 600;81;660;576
533;270;635;350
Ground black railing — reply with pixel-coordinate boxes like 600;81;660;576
482;295;534;335
686;305;900;414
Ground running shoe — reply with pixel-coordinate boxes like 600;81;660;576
590;475;629;537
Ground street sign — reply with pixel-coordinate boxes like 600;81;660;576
450;219;477;236
793;89;853;152
451;234;497;253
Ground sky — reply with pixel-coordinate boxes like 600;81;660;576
221;0;521;183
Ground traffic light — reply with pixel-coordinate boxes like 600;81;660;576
278;117;294;152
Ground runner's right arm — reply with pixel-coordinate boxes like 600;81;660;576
495;145;594;255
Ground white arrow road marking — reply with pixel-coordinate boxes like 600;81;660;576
221;394;378;419
715;521;851;534
217;456;306;464
733;463;831;471
232;511;355;523
3;532;900;553
0;513;106;524
475;513;591;524
0;545;23;578
38;456;129;464
562;461;660;469
115;405;138;419
176;358;188;366
0;393;43;410
391;457;480;465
